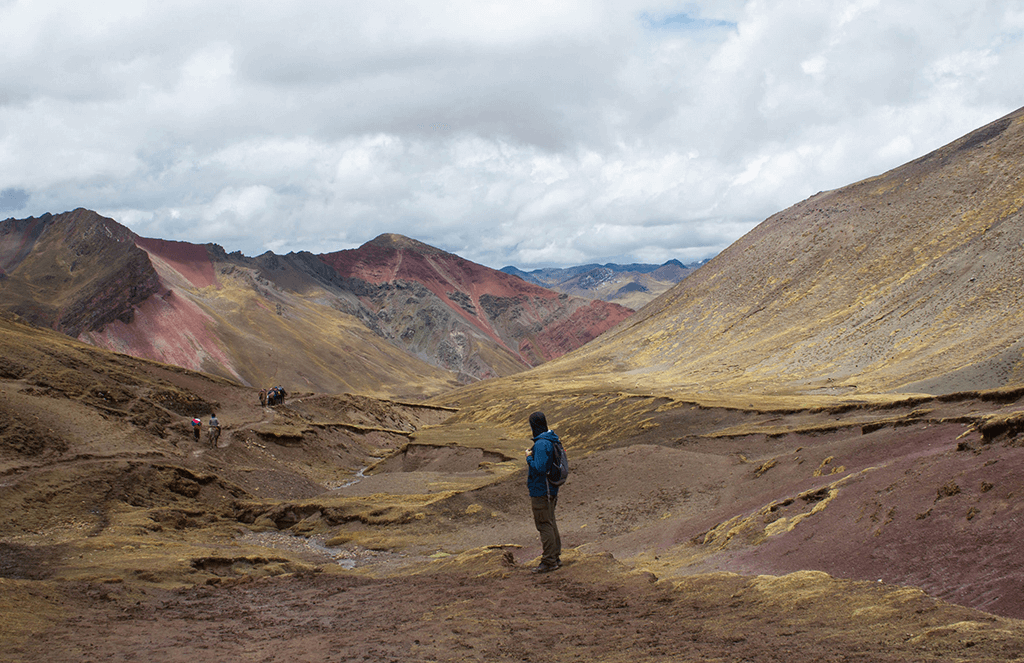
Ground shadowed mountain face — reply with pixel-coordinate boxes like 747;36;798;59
0;209;161;337
507;107;1024;400
0;215;630;396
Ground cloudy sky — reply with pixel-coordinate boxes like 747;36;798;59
2;1;1022;268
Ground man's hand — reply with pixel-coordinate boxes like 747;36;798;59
525;448;532;457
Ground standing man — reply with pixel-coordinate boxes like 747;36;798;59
525;411;562;573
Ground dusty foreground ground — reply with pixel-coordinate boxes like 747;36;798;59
6;550;1024;663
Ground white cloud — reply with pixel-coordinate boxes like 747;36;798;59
1;0;1022;267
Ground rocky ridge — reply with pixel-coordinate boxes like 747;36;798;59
318;235;634;373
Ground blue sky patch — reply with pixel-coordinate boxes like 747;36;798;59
641;12;737;31
0;188;30;213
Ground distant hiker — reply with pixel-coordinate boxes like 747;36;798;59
525;411;562;573
208;413;221;446
191;417;202;442
259;389;267;407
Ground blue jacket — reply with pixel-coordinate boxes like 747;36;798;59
527;430;561;497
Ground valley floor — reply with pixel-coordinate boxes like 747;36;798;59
5;313;1024;661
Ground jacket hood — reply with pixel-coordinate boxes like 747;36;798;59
529;411;548;438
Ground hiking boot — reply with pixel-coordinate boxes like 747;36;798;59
532;562;558;574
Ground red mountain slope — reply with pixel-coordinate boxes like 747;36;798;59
134;237;220;289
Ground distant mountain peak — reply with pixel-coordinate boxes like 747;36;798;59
367;233;448;255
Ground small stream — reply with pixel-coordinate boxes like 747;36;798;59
236;530;412;570
323;461;380;491
331;465;371;490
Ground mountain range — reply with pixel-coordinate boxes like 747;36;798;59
0;213;631;397
502;259;697;309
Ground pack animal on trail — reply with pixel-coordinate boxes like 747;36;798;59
265;386;287;406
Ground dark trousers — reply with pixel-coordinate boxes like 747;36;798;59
531;495;561;565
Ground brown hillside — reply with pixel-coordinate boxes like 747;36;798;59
413;105;1024;628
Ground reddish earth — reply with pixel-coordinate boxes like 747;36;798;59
81;286;244;382
319;234;550;308
5;311;1024;662
135;237;219;289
